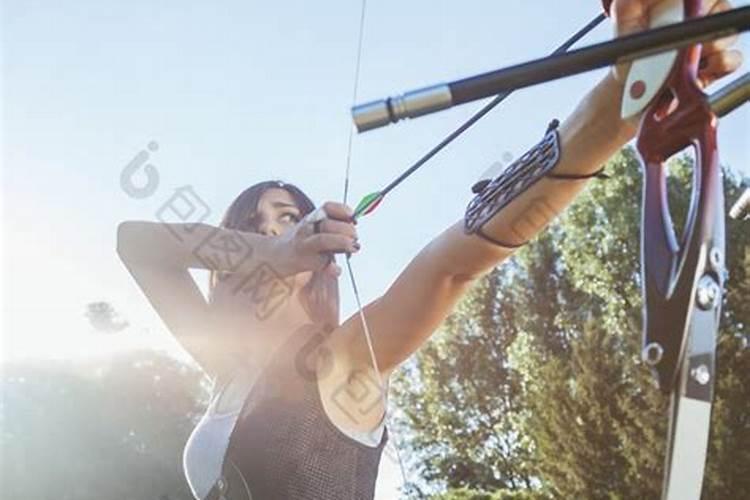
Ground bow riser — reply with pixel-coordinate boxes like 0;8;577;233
633;1;725;498
636;0;723;393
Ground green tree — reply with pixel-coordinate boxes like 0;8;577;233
2;351;209;500
391;148;749;499
392;266;536;496
703;170;750;498
84;301;129;333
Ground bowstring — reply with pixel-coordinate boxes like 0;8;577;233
342;0;368;207
341;0;383;397
341;0;410;488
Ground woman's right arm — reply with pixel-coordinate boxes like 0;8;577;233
116;214;357;379
116;220;305;275
116;221;296;379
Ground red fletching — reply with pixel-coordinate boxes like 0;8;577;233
360;194;383;215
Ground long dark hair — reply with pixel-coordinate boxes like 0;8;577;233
208;180;340;328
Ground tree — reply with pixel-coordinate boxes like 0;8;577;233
391;148;749;499
84;301;129;333
1;351;209;500
391;266;536;496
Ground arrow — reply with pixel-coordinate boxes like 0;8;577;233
350;13;608;220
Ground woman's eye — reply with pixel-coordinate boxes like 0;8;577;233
280;213;300;224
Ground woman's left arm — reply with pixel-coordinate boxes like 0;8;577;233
332;72;635;375
332;0;743;374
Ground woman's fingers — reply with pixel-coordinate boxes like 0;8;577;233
301;203;357;232
320;201;355;223
312;218;358;239
698;49;744;88
698;0;742;83
611;0;727;37
304;233;360;255
701;0;739;53
611;0;663;37
609;0;664;82
706;0;731;16
610;0;743;86
299;201;358;245
701;33;739;59
698;0;741;88
286;201;360;276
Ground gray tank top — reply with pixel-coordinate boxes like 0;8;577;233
183;324;388;499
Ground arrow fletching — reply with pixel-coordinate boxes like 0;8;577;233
353;191;384;219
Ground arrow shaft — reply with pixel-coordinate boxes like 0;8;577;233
354;13;607;217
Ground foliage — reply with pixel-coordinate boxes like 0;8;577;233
391;149;749;499
84;301;130;333
2;350;210;500
392;265;536;494
429;486;549;500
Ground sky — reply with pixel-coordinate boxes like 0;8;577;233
2;1;749;498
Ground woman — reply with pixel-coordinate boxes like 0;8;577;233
116;1;742;498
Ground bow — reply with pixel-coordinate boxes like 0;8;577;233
622;1;725;497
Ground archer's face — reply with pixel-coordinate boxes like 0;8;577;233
248;188;302;237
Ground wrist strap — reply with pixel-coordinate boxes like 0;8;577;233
547;165;609;180
543;120;609;180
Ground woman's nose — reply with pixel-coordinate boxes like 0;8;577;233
259;222;280;236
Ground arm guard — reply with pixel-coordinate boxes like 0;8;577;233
464;120;605;247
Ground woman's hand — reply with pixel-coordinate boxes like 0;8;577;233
609;0;743;87
275;201;359;277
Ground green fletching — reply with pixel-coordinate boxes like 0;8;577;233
354;192;384;218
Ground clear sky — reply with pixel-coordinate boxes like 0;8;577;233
2;1;748;497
